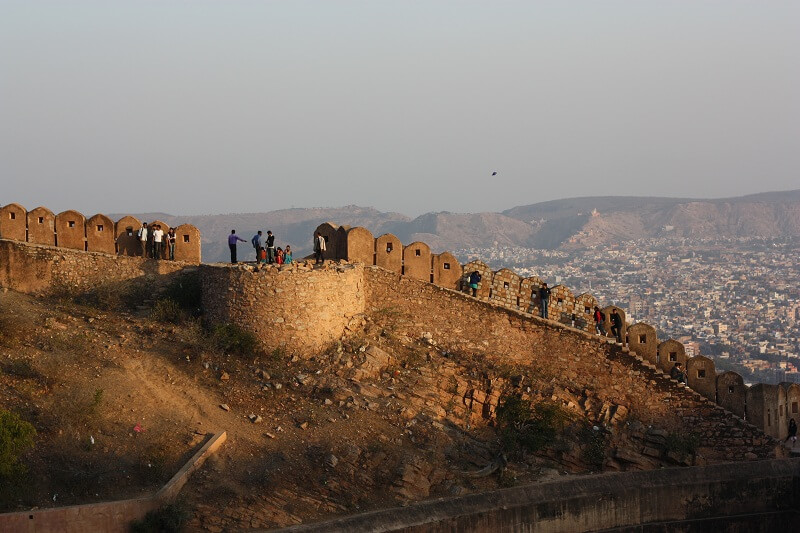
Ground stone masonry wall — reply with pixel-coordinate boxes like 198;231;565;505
0;238;190;296
363;266;776;461
200;262;366;354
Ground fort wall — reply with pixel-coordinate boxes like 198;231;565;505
2;206;795;443
362;265;774;461
0;203;201;262
0;238;190;296
200;262;366;354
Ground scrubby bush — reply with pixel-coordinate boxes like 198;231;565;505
161;272;202;312
496;395;574;456
578;425;607;468
0;409;36;479
130;503;189;533
150;299;185;324
75;282;149;311
211;323;259;357
665;431;700;457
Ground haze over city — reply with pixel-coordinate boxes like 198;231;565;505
2;1;799;216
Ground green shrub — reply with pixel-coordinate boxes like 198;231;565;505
496;396;574;456
150;299;185;324
665;431;700;457
75;282;149;311
578;426;607;468
211;324;259;357
0;409;36;479
161;272;202;311
130;503;189;533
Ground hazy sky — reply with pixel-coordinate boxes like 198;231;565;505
2;1;799;217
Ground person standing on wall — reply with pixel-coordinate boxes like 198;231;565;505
468;270;482;298
228;230;246;264
284;245;293;264
137;222;148;258
166;228;176;260
314;231;326;264
786;418;797;446
251;230;264;263
593;306;606;335
266;230;276;264
539;283;551;319
152;224;164;260
610;308;623;343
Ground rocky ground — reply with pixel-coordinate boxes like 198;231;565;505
0;288;714;531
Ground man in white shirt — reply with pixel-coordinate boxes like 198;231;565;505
314;231;326;264
137;223;148;257
152;225;164;260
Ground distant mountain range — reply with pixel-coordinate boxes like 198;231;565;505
118;190;800;263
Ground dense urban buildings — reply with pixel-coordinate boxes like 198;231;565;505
457;237;800;385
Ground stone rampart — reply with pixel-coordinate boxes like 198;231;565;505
200;262;366;353
362;265;775;461
0;202;201;262
312;222;794;442
0;238;191;296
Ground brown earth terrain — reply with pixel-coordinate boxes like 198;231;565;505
0;286;753;531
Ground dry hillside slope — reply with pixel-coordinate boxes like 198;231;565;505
0;282;777;531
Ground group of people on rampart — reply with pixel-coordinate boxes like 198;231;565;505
136;222;176;260
226;229;298;266
0;203;201;263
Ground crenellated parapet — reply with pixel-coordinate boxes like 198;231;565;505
0;203;201;263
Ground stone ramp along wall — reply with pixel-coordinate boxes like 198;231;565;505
361;266;776;461
279;457;800;533
0;202;201;262
0;432;226;533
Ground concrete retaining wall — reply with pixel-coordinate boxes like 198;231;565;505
0;432;226;533
280;457;800;532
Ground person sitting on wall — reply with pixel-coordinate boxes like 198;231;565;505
284;245;293;264
610;308;623;343
138;222;148;257
594;306;606;335
786;418;797;446
468;270;482;297
314;232;326;264
228;230;246;264
276;247;285;265
670;362;686;384
539;283;551;319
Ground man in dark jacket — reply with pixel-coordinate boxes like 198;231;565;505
670;362;686;383
539;283;551;319
609;308;623;342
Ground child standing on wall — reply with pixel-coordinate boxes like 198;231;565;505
468;270;481;297
284;245;293;264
